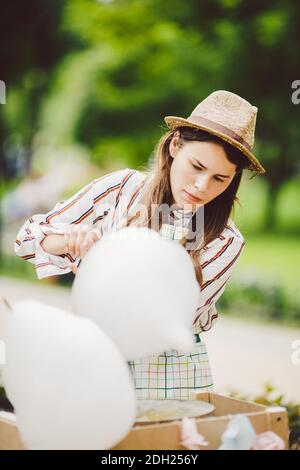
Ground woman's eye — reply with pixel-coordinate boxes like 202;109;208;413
192;163;202;170
191;162;225;183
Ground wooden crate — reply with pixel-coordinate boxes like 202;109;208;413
0;412;25;450
0;393;289;450
113;392;289;450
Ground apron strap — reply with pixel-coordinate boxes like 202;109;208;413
194;333;201;343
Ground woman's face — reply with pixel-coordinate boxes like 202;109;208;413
169;132;237;211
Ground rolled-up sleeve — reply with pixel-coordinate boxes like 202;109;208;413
14;168;133;279
193;235;245;333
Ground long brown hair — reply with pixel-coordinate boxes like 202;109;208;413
123;126;250;287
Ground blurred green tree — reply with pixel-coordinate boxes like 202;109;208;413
1;0;300;231
0;0;69;177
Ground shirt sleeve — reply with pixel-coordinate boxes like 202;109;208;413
192;234;245;333
14;168;135;279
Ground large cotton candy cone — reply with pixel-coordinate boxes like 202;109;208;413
2;300;136;450
72;227;198;360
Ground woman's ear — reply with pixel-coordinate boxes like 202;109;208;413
169;131;180;159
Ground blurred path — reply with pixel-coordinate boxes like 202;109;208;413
204;316;300;402
0;276;71;312
1;276;299;402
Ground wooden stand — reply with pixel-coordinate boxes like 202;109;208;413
0;392;289;450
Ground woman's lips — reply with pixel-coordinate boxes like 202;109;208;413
184;190;203;203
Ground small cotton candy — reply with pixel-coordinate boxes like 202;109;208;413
180;417;208;450
2;300;136;450
252;431;285;450
218;415;256;450
72;227;198;360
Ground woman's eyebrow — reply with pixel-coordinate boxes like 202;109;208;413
193;160;230;178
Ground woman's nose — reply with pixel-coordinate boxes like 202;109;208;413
194;174;210;192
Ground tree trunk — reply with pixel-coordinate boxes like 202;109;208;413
264;183;279;233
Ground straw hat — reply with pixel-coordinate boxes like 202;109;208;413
164;90;265;174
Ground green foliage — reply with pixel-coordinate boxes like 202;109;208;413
0;254;74;287
254;6;290;47
38;47;113;146
2;0;300;195
0;254;38;283
219;274;300;326
235;234;300;298
51;0;228;164
275;178;300;234
218;235;300;326
234;172;269;234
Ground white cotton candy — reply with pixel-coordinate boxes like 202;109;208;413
2;300;136;450
72;227;198;360
0;297;11;386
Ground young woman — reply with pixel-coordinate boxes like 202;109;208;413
15;90;266;400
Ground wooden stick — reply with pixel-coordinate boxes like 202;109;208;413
0;297;12;312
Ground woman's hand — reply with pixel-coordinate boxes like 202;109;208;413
41;224;102;274
64;224;102;259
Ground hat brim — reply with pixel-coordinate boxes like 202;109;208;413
164;116;266;175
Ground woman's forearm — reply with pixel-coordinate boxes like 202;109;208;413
40;226;102;259
40;234;66;256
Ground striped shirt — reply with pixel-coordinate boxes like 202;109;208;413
14;167;245;334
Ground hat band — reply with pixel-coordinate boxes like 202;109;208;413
187;115;252;152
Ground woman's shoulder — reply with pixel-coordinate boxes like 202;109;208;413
91;167;147;192
91;167;149;214
119;168;148;194
92;167;134;184
224;218;245;243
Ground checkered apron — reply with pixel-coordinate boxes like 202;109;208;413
127;209;214;399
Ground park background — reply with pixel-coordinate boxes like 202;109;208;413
0;0;300;447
